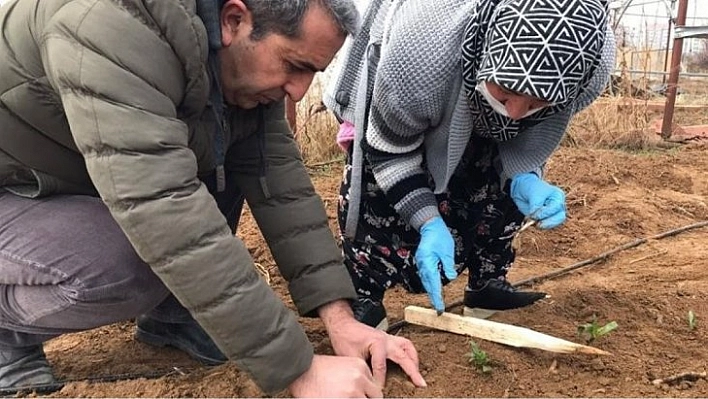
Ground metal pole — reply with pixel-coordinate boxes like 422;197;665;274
662;14;673;84
660;0;689;140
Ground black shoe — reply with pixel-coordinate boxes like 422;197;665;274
463;279;547;319
0;345;55;389
352;299;388;331
135;315;228;366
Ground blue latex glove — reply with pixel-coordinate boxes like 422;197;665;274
415;216;458;313
510;172;566;229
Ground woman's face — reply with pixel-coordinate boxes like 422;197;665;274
484;82;552;120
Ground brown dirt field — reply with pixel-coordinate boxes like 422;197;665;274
32;142;708;398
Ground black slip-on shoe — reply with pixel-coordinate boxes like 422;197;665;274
135;315;228;366
0;345;55;389
352;299;389;331
463;278;547;319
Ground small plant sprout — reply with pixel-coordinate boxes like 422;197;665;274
577;315;618;344
688;310;697;331
465;341;492;373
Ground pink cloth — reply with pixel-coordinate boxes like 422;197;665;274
336;121;355;152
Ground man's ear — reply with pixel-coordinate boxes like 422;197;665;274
220;0;252;47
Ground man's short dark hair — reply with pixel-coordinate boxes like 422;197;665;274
241;0;359;40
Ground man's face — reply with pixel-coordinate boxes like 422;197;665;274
218;1;346;109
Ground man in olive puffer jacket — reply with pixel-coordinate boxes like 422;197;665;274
0;0;425;396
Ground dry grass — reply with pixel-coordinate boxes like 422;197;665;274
566;96;662;151
564;63;670;151
567;70;708;151
294;75;342;165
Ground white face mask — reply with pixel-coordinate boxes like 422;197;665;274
475;81;545;119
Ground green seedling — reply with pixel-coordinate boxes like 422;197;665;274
688;310;697;331
577;315;618;344
465;341;492;373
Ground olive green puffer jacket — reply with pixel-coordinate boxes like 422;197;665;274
0;0;356;392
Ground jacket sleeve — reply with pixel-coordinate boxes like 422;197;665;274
227;102;358;317
360;4;460;230
40;2;310;393
497;109;572;182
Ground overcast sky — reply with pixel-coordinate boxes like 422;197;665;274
618;0;708;51
621;0;708;27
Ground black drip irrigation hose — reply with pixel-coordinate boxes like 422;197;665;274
0;369;191;397
0;382;64;397
386;220;708;334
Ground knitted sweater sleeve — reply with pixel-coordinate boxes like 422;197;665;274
497;26;616;183
363;2;463;230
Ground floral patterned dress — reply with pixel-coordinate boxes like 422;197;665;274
338;136;525;305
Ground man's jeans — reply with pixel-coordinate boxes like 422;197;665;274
0;191;173;349
0;167;245;350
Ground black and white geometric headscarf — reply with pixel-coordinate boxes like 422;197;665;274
462;0;609;141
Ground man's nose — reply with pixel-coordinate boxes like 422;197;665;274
285;73;316;102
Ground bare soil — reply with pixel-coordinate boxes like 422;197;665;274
35;142;708;398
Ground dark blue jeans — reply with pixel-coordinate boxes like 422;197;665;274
0;170;244;349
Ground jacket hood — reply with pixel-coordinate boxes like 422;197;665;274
196;0;226;50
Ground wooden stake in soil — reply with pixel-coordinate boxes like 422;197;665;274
404;306;610;356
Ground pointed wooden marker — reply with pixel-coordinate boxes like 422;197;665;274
404;306;611;356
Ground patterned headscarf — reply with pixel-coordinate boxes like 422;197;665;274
462;0;609;141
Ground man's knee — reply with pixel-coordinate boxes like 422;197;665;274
0;253;169;333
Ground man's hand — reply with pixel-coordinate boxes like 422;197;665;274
318;301;427;389
288;354;382;398
415;216;457;313
510;172;566;229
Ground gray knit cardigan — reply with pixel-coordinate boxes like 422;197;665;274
324;0;616;238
